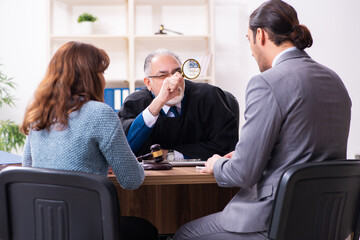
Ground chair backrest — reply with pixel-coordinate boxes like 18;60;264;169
223;90;240;128
0;166;121;240
268;160;360;240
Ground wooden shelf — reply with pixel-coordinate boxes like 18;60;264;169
50;35;128;40
135;35;209;41
48;0;215;92
53;0;126;5
134;0;208;5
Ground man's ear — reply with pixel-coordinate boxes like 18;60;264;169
257;28;266;45
144;77;152;91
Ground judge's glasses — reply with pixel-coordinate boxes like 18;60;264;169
147;69;182;80
147;59;201;80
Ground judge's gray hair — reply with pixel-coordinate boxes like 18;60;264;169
144;49;182;77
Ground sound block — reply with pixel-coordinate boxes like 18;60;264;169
142;162;173;170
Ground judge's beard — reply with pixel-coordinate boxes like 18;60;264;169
166;88;184;106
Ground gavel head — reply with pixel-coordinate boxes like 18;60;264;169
150;144;164;163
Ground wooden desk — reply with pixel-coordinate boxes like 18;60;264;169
142;167;218;185
109;167;239;234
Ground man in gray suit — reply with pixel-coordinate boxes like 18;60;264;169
173;0;351;239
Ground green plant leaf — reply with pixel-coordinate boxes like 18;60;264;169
0;64;24;153
0;120;26;152
0;68;17;108
77;13;97;23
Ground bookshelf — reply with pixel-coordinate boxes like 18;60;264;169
48;0;215;99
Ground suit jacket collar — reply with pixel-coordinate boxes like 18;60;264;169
275;49;311;66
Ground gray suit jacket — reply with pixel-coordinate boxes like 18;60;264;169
214;49;351;233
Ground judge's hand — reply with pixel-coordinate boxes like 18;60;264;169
148;72;184;116
200;154;222;174
162;149;168;157
157;72;184;104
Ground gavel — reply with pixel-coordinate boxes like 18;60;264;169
138;144;172;170
137;144;164;163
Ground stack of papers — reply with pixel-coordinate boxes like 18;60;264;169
169;159;205;167
0;151;22;165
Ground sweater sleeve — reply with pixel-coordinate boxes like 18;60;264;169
22;137;32;167
99;107;145;190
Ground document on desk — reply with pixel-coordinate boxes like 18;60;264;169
169;159;205;167
0;151;22;165
0;151;22;170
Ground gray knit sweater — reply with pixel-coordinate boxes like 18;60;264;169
22;101;145;190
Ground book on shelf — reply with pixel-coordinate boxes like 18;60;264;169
135;87;144;91
197;53;212;77
104;88;130;112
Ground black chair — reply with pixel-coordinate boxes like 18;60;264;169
0;166;121;240
223;90;240;128
268;160;360;240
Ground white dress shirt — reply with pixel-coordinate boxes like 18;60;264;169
142;102;183;159
272;47;297;67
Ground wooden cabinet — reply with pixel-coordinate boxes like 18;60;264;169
48;0;214;92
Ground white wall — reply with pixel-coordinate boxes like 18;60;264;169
287;0;360;159
0;0;359;158
214;0;360;158
0;0;48;124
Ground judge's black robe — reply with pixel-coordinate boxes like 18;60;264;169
118;80;238;160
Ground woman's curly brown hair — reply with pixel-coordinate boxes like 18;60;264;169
21;41;110;135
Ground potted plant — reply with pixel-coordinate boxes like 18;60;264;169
0;64;26;153
77;13;97;35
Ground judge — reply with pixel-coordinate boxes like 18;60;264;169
118;49;238;160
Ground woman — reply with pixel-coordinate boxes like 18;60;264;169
20;41;157;239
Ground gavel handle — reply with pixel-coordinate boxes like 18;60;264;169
137;152;153;162
154;158;163;163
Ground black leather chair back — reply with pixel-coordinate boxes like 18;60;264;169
0;166;121;240
269;160;360;240
223;90;240;128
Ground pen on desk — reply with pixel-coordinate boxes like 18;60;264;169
196;166;206;170
171;158;202;162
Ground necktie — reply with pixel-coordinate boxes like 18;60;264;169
169;106;179;117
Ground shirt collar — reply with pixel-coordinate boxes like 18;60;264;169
163;102;181;115
150;91;182;115
272;47;297;67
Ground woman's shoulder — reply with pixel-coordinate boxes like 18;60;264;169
79;101;119;122
82;100;113;113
